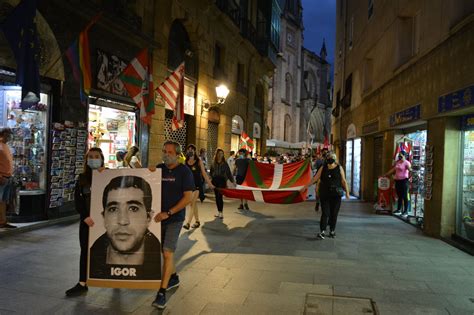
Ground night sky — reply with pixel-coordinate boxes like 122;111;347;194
301;0;336;80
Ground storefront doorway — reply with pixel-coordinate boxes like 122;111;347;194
88;102;137;169
457;122;474;243
345;138;362;198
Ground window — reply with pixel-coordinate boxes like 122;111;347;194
343;74;352;108
236;63;246;93
214;43;225;79
168;20;198;78
270;2;281;48
396;14;419;67
284;114;291;142
285;73;292;103
363;58;373;91
368;0;374;19
348;15;354;49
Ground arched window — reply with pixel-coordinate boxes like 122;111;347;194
306;70;317;99
285;73;292;102
284;114;291;142
168;20;198;79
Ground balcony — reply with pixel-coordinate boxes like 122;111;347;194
215;0;240;28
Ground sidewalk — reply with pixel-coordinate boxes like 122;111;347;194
0;197;473;314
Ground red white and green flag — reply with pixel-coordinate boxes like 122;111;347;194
120;48;154;125
156;62;185;130
239;131;254;152
220;159;311;204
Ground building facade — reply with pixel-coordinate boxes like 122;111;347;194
0;0;281;221
333;0;474;246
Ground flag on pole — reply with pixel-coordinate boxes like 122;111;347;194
119;48;155;125
220;159;311;204
156;63;185;130
65;13;101;105
1;0;40;110
239;131;254;152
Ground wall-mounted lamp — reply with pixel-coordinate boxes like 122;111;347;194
201;84;230;115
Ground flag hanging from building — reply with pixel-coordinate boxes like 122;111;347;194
220;159;311;204
1;0;40;110
156;63;185;130
65;13;101;105
119;48;155;125
239;131;254;152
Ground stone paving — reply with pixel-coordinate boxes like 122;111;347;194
0;197;473;314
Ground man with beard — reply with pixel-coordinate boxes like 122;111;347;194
89;176;161;280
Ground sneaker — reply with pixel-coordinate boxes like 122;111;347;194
191;221;200;228
238;204;244;210
401;213;409;219
183;223;190;230
167;274;180;291
329;231;336;238
393;211;402;216
65;283;88;297
152;291;166;309
317;231;325;239
244;204;250;210
219;212;224;219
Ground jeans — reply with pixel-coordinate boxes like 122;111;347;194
395;179;409;213
320;196;342;232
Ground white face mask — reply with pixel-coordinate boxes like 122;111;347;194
87;158;102;169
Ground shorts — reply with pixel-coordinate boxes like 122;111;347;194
161;220;183;252
0;180;12;202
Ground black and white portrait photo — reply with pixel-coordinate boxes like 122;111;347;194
88;168;162;289
96;49;127;96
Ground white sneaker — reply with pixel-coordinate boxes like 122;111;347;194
393;211;402;215
401;213;409;219
317;231;325;239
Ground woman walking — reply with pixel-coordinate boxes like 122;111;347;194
301;151;349;239
384;151;412;218
65;147;104;296
210;148;235;219
183;144;214;230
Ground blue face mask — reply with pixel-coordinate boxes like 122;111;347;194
87;158;102;169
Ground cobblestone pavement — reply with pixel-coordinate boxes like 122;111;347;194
1;197;473;314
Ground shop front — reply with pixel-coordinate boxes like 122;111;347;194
345;124;361;198
1;85;50;222
231;115;244;153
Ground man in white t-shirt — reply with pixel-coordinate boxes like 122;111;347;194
227;151;236;174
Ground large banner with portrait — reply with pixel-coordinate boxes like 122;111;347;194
88;168;162;289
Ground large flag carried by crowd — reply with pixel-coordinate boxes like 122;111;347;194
220;159;311;204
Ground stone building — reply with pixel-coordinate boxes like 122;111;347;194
0;0;281;221
333;0;474;246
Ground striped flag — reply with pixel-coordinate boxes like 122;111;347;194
239;131;254;152
65;13;101;105
156;63;185;130
120;48;154;125
220;159;311;204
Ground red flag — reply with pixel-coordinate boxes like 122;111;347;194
156;63;185;130
119;48;154;125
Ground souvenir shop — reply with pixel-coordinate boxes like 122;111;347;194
0;84;50;221
345;124;362;198
393;129;428;227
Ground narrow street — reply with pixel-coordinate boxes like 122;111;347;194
1;198;473;314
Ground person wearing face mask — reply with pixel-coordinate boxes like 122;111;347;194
182;144;214;230
385;151;412;218
301;151;350;239
152;141;194;310
65;147;105;296
210;148;235;218
0;128;15;229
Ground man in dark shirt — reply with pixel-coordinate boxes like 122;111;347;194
234;148;250;210
89;175;161;280
152;141;194;310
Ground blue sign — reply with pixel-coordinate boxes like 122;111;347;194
389;104;421;127
438;85;474;113
461;114;474;131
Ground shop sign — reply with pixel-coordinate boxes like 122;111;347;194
389;104;421;127
96;50;128;97
461;114;474;131
362;120;379;135
253;122;261;139
438;85;474;113
346;123;356;139
232;115;244;134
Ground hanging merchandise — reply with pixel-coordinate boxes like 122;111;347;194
374;176;392;214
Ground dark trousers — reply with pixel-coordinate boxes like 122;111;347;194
395;179;409;213
199;179;205;202
320;196;342;232
79;221;89;282
212;176;226;212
